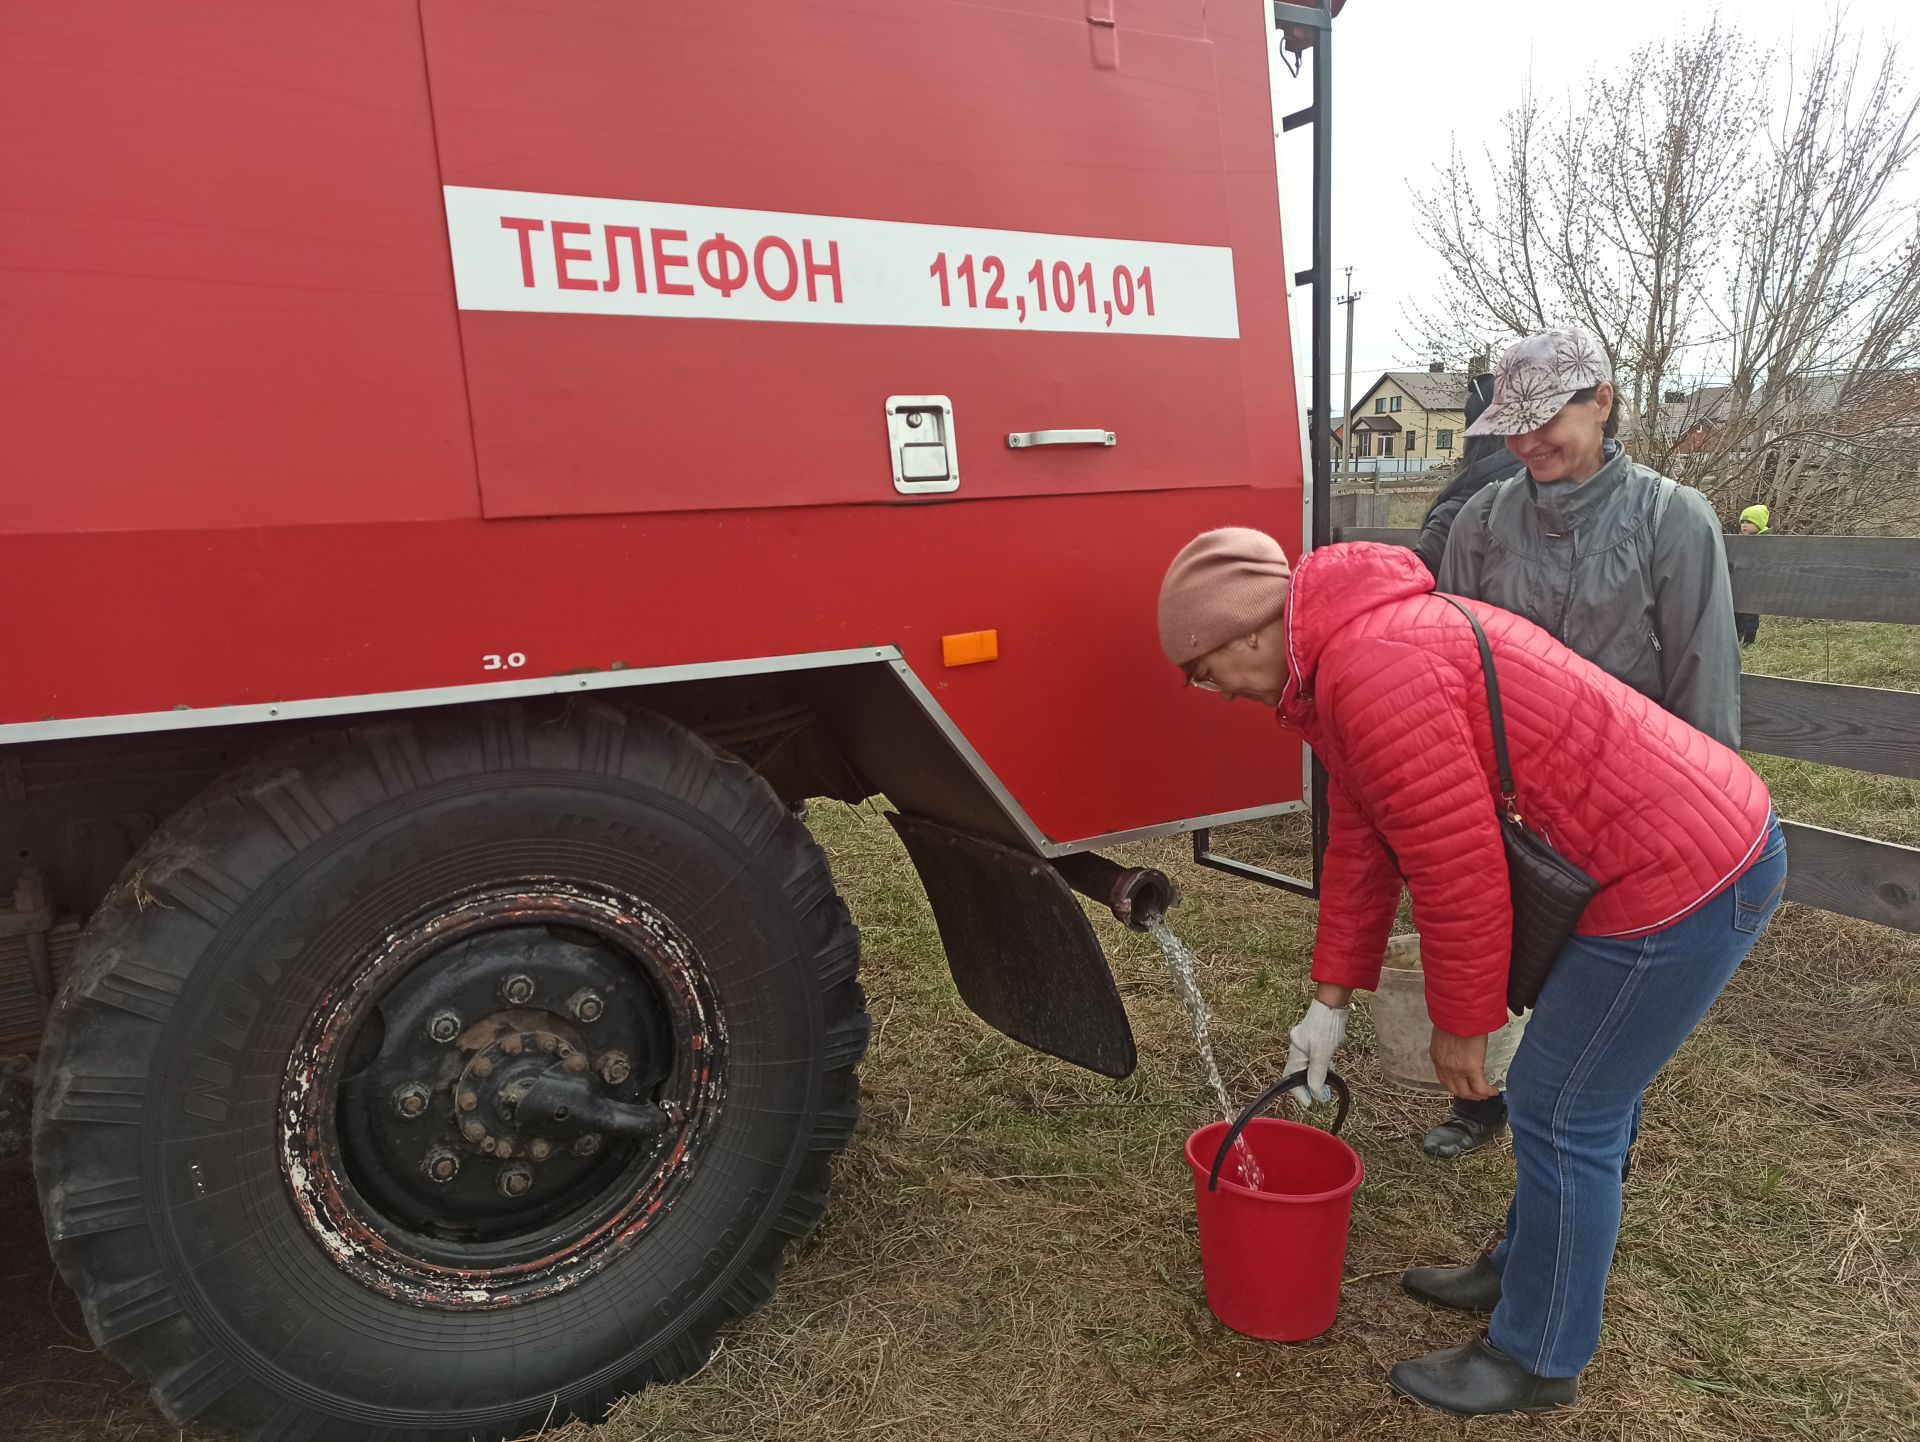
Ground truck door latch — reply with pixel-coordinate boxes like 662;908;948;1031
886;395;958;495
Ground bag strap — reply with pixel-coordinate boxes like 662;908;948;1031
1436;595;1520;821
1484;471;1524;540
1649;474;1677;550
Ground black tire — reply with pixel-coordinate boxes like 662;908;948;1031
33;702;866;1441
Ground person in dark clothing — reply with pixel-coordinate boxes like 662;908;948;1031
1409;372;1524;579
1733;504;1770;646
1407;371;1525;1159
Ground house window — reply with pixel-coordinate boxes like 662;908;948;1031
1388;395;1402;413
1374;397;1387;413
1405;429;1418;452
1437;428;1454;449
1355;431;1373;457
1382;436;1395;457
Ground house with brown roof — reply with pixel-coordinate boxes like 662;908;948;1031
1344;364;1468;472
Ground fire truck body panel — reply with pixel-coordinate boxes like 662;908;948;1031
424;0;1279;517
0;4;1333;1437
1;0;479;535
1;0;1304;851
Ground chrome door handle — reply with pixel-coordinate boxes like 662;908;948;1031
1006;429;1116;449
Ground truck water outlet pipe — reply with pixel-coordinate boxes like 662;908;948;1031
1054;852;1181;932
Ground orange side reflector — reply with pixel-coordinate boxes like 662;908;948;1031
942;629;1000;667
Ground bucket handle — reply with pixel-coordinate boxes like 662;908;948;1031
1206;1070;1351;1192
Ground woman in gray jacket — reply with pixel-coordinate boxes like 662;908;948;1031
1418;327;1742;1161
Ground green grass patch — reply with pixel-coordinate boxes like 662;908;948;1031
1742;619;1920;843
1743;617;1920;691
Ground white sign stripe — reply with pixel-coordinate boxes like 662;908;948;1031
442;185;1240;339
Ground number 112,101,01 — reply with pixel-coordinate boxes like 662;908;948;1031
929;253;1157;326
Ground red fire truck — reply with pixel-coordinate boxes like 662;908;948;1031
0;3;1339;1437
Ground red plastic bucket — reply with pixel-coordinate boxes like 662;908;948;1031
1184;1072;1363;1341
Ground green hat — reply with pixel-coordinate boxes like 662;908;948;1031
1740;504;1770;531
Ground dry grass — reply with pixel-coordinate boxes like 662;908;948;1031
3;626;1915;1442
585;620;1920;1442
560;804;1918;1442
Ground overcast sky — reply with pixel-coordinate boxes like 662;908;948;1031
1272;0;1920;388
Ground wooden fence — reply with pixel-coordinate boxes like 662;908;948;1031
1330;499;1920;935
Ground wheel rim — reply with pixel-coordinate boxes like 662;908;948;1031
280;880;725;1307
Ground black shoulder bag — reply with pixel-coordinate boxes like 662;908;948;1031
1436;596;1599;1013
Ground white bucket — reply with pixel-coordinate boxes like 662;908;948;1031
1368;934;1527;1094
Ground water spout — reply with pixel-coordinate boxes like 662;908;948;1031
1054;852;1180;931
1144;915;1264;1191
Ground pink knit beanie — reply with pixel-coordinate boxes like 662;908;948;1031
1157;528;1293;667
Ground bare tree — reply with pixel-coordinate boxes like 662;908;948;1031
1583;19;1762;435
1406;11;1920;532
1683;21;1920;531
1408;16;1763;434
1408;84;1556;351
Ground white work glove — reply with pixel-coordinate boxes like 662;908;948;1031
1285;999;1348;1106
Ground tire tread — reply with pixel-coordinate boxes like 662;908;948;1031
34;702;868;1442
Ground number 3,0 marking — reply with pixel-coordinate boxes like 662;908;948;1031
483;652;527;671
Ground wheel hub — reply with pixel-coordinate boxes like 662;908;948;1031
282;882;724;1307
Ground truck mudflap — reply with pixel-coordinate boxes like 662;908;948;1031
887;813;1137;1079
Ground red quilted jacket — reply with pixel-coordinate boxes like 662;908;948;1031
1276;543;1773;1037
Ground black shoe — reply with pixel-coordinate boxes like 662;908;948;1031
1422;1111;1507;1160
1401;1254;1503;1315
1390;1336;1578;1416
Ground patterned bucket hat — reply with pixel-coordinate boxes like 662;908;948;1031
1465;327;1612;437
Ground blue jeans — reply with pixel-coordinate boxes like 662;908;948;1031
1487;816;1787;1377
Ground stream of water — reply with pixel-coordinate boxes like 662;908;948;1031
1145;915;1265;1191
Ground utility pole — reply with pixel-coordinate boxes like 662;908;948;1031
1336;269;1361;479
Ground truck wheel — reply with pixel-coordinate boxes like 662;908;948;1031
33;704;866;1442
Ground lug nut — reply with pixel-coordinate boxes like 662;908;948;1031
392;1082;431;1119
598;1052;632;1086
468;1055;494;1080
456;1088;479;1112
427;1010;462;1044
573;1133;602;1158
569;989;605;1023
500;973;536;1006
563;1051;589;1076
497;1162;534;1198
424;1146;460;1183
500;1034;525;1056
462;1119;487;1142
529;1139;553;1161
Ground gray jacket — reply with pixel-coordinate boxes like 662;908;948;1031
1436;443;1741;749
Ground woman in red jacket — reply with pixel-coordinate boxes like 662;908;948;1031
1159;528;1785;1416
